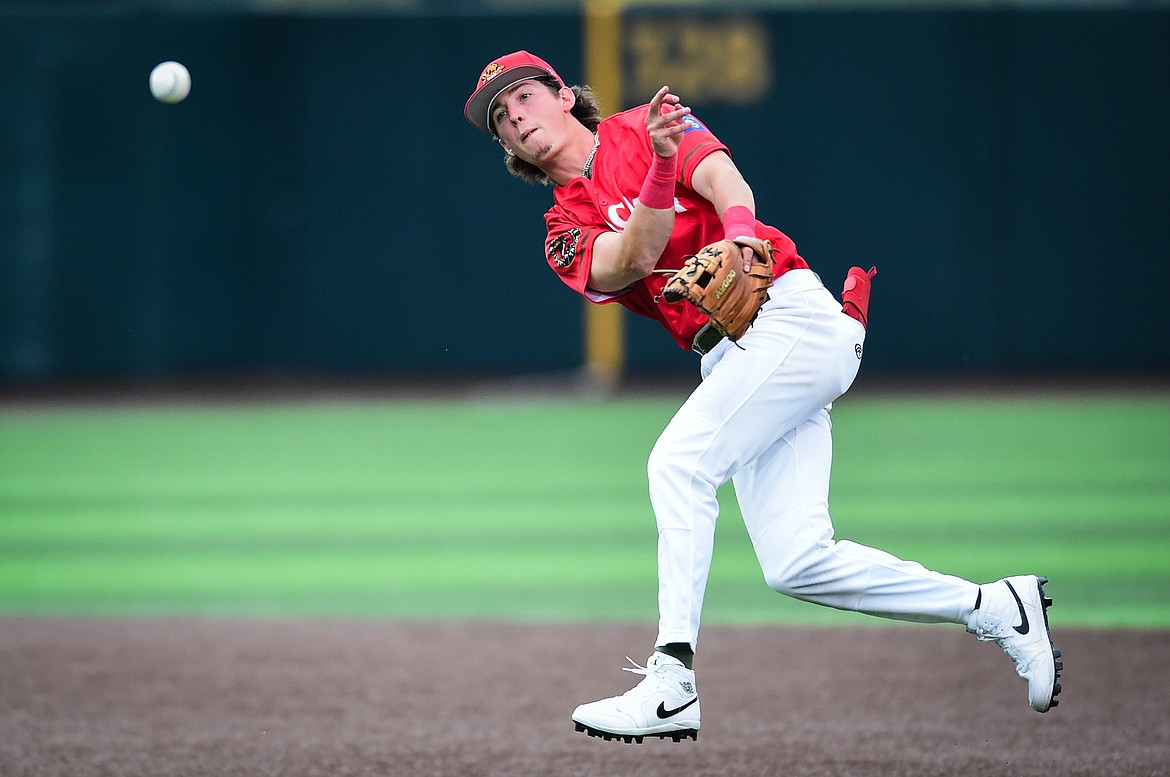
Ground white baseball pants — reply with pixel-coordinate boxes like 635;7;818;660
649;269;979;649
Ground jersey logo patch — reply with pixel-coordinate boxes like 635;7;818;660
681;115;708;134
548;228;582;268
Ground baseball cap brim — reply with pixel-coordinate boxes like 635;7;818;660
464;52;563;133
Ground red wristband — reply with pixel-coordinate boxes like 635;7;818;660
638;154;677;210
721;205;756;240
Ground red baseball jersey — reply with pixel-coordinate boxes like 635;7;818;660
544;104;808;350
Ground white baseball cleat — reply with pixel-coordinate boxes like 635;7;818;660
970;575;1063;712
572;652;701;743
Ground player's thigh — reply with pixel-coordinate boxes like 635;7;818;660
667;312;838;469
732;408;835;548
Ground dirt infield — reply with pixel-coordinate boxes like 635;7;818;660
1;619;1166;777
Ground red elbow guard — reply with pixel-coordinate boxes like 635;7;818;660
841;266;877;329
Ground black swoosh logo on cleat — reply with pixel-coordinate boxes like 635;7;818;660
657;697;698;719
1005;581;1030;635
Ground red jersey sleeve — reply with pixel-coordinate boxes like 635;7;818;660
544;179;618;302
672;114;729;189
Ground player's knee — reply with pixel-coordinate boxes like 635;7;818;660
646;424;688;482
646;437;679;489
764;569;831;601
648;416;717;480
762;563;804;597
758;536;833;598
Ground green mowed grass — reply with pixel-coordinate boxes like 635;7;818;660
1;393;1167;626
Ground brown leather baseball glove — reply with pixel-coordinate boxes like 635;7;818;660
661;237;775;341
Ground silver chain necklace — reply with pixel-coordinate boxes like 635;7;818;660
581;133;600;179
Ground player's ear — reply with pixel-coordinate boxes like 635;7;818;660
498;138;515;156
559;85;576;113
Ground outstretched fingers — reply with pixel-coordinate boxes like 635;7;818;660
647;85;692;157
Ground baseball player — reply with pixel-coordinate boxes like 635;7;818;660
463;51;1062;744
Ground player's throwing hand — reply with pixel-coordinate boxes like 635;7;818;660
646;86;691;158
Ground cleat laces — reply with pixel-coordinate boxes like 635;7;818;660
618;656;681;701
975;612;1034;676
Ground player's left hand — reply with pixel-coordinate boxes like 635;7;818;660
736;244;757;273
660;237;776;341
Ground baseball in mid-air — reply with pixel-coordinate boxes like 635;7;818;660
149;61;191;104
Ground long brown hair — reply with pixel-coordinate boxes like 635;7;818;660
497;77;604;186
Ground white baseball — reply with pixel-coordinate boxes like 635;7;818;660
149;61;191;104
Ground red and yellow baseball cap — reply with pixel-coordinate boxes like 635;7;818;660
464;51;564;133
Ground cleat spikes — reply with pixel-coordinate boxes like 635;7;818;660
654;729;697;743
573;721;697;745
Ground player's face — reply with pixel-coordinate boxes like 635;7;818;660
491;80;571;164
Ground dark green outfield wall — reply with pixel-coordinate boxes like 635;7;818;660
2;5;1166;383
